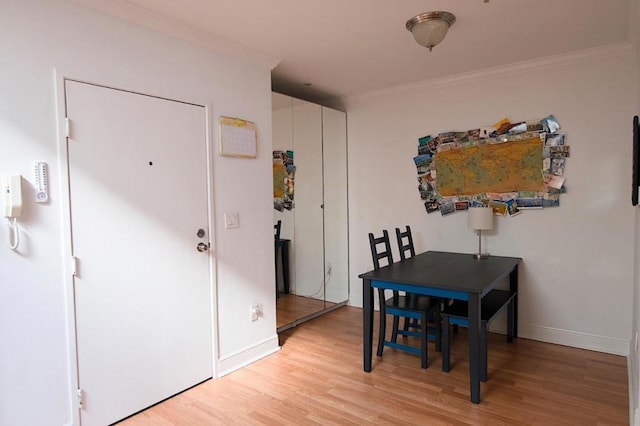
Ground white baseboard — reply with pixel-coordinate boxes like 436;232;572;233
217;334;280;377
351;301;631;356
504;322;630;356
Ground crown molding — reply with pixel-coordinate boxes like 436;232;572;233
71;0;281;70
344;42;635;106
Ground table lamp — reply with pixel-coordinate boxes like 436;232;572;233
468;207;493;259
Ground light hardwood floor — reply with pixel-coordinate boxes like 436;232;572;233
119;306;629;425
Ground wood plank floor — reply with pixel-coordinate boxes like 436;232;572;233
119;306;629;425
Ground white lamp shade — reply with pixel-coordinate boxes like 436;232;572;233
468;207;493;231
411;20;450;48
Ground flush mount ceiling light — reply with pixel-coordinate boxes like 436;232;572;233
406;11;456;52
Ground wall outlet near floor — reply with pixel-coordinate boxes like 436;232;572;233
250;303;261;321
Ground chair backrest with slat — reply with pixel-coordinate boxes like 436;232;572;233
274;220;282;242
368;230;394;270
396;225;415;261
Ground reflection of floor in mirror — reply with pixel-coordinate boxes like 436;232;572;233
276;293;337;329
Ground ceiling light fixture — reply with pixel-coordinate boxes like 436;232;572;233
406;11;456;52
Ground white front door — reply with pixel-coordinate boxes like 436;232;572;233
65;80;213;426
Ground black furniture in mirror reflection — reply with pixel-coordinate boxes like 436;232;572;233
274;220;281;299
274;220;290;298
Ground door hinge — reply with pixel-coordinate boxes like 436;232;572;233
71;255;78;276
77;388;84;409
65;118;71;139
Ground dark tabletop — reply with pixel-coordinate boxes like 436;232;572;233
359;251;522;294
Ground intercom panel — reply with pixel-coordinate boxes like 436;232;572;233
2;174;23;218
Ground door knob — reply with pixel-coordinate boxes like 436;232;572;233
196;242;209;252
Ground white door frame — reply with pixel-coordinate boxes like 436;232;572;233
54;70;220;426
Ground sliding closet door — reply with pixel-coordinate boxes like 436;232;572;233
273;93;349;330
292;101;325;304
322;107;349;304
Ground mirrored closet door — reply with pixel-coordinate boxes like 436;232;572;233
272;92;349;331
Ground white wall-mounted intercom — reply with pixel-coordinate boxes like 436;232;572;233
2;174;22;250
2;175;22;218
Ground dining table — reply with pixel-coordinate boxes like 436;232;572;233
359;250;522;404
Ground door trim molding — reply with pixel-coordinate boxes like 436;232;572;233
54;69;81;426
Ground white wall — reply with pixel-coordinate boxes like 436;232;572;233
345;45;636;356
631;2;640;422
0;1;276;425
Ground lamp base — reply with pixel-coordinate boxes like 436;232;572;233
472;252;490;259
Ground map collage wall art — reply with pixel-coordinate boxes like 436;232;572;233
414;115;569;217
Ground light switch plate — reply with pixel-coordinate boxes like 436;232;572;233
224;213;239;229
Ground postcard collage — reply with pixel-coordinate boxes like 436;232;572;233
273;150;295;211
414;114;569;217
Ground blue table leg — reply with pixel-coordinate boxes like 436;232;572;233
363;279;373;372
468;292;481;403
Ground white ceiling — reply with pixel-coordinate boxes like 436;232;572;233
77;0;634;103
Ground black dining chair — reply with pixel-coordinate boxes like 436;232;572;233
395;225;416;262
441;289;516;381
396;225;415;334
395;225;443;351
369;230;441;368
274;220;282;298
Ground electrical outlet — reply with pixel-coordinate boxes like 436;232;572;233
250;304;260;321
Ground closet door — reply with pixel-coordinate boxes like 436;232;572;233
292;101;325;305
273;93;296;328
273;93;349;330
322;107;349;304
